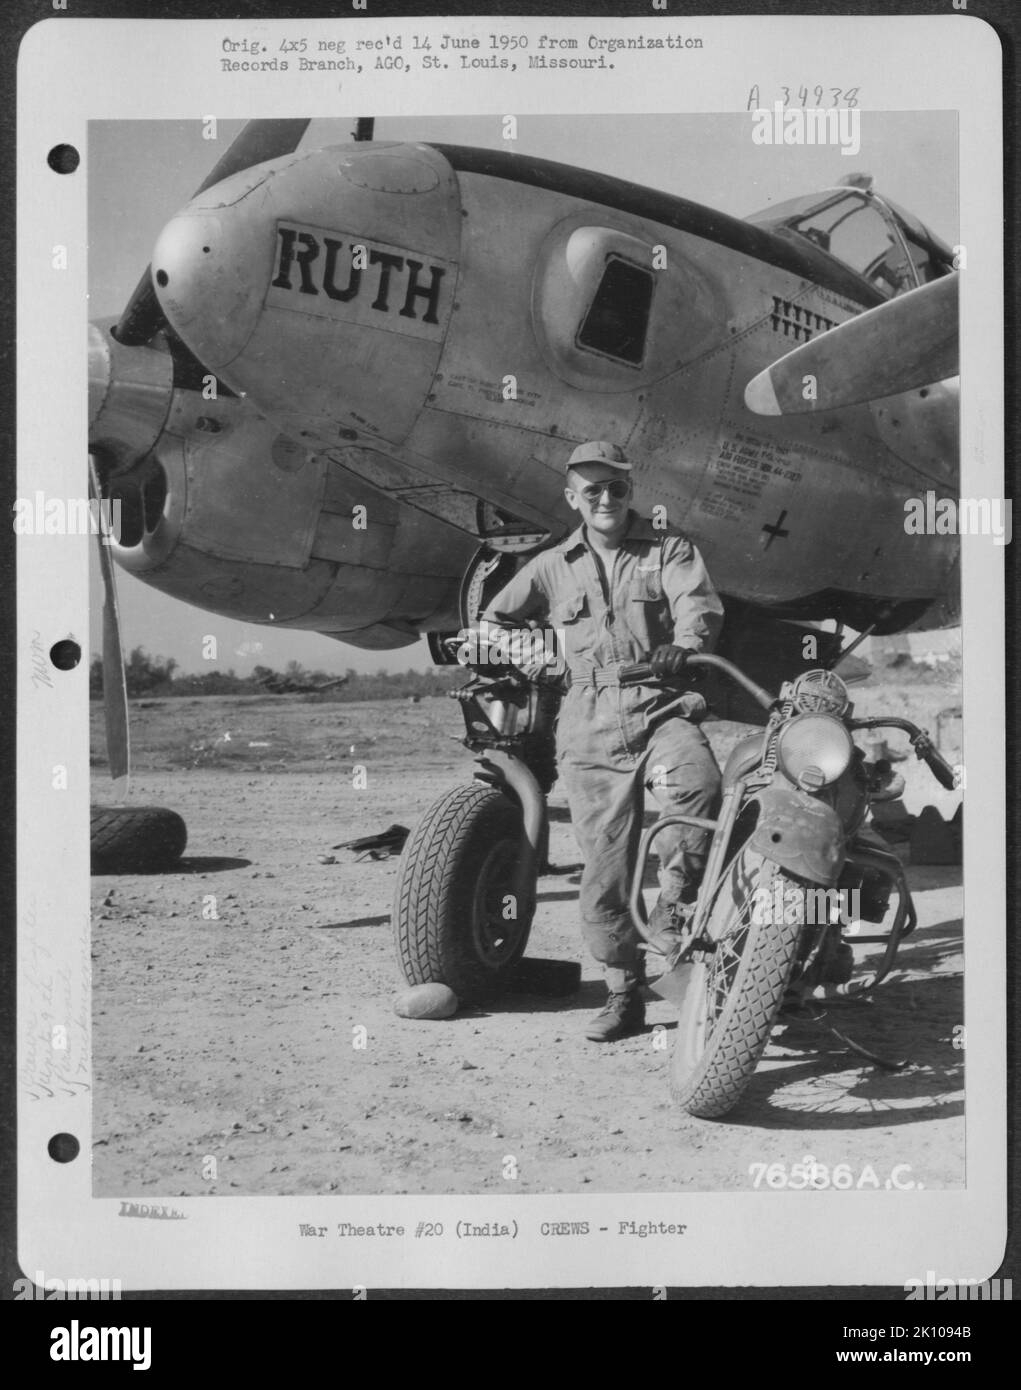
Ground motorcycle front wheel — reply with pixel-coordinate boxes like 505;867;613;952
670;848;805;1119
392;783;534;1001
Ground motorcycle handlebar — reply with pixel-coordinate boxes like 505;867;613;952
923;749;959;791
912;738;958;790
850;716;959;791
619;654;775;712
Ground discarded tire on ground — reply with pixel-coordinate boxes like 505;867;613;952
90;805;188;874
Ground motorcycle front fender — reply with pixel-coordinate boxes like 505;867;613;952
474;751;546;914
748;785;845;886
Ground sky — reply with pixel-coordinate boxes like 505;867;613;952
88;112;958;675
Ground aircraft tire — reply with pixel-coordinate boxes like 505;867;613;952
90;805;188;874
392;783;533;1001
669;849;803;1118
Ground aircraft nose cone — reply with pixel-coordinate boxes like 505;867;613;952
152;203;272;370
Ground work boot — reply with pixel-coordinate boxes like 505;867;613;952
644;896;695;969
584;989;646;1042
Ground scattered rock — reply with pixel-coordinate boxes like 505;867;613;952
393;982;458;1020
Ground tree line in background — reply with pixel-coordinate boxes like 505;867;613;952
89;646;464;701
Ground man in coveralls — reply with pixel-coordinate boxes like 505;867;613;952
481;441;725;1041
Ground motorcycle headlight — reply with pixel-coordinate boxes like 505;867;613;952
777;714;854;790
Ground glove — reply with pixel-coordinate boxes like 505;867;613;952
648;644;690;678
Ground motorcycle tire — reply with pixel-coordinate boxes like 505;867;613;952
392;784;534;1001
670;848;804;1119
91;805;187;873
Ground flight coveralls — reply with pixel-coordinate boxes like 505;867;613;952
482;513;724;990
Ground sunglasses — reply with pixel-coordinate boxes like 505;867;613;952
577;479;631;502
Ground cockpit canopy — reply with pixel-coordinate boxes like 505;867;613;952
748;175;955;300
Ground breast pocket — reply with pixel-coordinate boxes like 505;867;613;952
628;570;671;649
549;589;595;664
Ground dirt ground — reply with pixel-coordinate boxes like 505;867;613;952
90;669;964;1197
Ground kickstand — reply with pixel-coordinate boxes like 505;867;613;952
821;1022;910;1072
780;1003;910;1072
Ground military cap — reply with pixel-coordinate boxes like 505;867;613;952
564;440;632;472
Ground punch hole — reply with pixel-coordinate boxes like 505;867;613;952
47;144;80;175
155;270;169;287
48;1133;80;1163
49;639;81;671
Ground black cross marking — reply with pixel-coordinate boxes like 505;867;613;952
761;509;790;549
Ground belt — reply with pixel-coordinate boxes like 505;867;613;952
567;666;639;689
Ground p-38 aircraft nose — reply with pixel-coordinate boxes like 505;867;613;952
151;143;462;447
151;198;269;370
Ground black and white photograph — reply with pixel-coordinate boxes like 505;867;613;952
12;4;1010;1304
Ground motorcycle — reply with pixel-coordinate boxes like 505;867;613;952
391;638;958;1118
621;654;957;1117
392;632;558;1000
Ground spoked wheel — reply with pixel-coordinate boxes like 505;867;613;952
393;784;534;1001
670;848;804;1118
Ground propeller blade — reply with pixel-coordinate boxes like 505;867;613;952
744;273;959;415
113;119;311;347
89;457;130;781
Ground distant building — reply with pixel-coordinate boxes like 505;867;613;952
866;627;961;665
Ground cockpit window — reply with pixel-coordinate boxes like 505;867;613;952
576;255;653;365
900;227;953;285
749;188;955;301
784;194;914;298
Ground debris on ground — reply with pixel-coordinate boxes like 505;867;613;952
333;823;410;860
